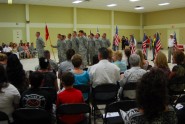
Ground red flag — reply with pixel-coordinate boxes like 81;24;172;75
45;25;49;41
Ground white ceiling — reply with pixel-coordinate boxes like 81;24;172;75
0;0;185;13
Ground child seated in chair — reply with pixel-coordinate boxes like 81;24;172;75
56;72;84;124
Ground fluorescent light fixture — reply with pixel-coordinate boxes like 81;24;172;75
107;4;117;7
135;6;144;10
158;2;170;6
72;0;82;4
130;0;140;2
8;0;12;4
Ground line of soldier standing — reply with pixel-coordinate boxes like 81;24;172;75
36;30;111;68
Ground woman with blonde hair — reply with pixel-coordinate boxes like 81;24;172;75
113;50;127;73
107;48;114;62
136;50;149;70
154;51;170;77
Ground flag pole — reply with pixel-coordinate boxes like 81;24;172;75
48;36;56;61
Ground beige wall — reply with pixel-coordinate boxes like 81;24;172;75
143;7;185;49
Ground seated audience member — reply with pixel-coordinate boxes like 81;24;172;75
35;50;58;73
17;43;25;59
0;53;7;69
124;48;131;69
0;65;20;123
169;50;185;92
56;72;84;124
136;49;149;70
113;50;127;73
123;68;177;124
23;43;31;58
154;51;171;77
20;72;52;112
38;57;58;91
119;54;146;99
29;42;37;58
6;54;28;94
3;44;12;53
88;47;120;88
107;48;114;62
58;49;75;79
71;54;90;100
12;43;20;59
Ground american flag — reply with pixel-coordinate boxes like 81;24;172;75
114;25;120;46
142;33;147;55
155;32;161;56
174;32;177;48
130;35;136;54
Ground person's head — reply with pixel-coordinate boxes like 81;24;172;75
31;42;34;46
129;54;140;67
122;36;125;39
66;49;75;60
153;34;156;38
107;48;113;62
29;71;44;88
0;65;8;92
136;50;144;68
92;55;99;65
173;50;185;65
57;34;61;39
137;68;168;120
98;47;109;60
39;57;49;70
124;48;131;58
154;51;169;69
79;30;84;37
44;50;50;60
170;34;174;39
7;54;22;68
0;53;7;64
102;33;106;39
90;33;94;39
95;33;100;39
61;72;75;88
73;31;77;37
113;50;122;61
71;54;82;68
68;33;72;39
36;32;40;38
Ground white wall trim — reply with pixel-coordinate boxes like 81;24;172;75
111;10;114;39
77;24;111;29
25;4;30;42
29;23;74;28
0;22;25;27
144;23;185;29
73;7;77;31
118;25;141;30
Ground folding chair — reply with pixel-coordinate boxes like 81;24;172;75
104;100;137;124
40;87;57;104
12;108;51;124
0;111;10;124
56;103;91;124
120;82;137;100
92;84;119;122
73;85;90;103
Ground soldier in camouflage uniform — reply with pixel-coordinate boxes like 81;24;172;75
88;33;96;65
78;30;88;68
94;33;102;54
71;31;79;54
66;33;72;51
36;32;45;58
51;34;66;63
101;33;111;48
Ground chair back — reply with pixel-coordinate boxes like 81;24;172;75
40;87;57;103
13;108;51;124
122;82;137;91
0;111;9;124
176;103;185;124
93;84;118;102
56;103;91;124
73;85;90;94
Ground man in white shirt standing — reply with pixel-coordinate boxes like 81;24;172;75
88;47;120;88
168;34;175;63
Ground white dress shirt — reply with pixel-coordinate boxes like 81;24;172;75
168;38;174;47
88;59;120;88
